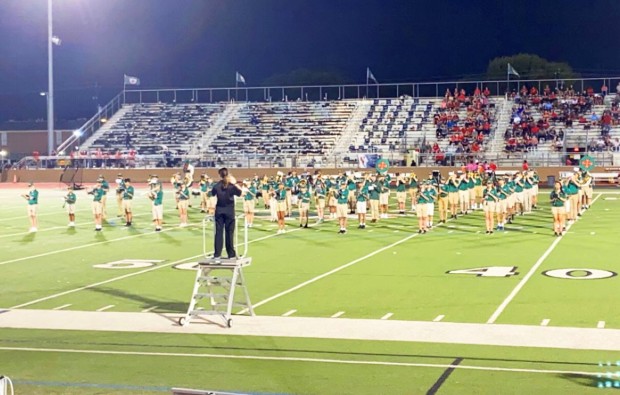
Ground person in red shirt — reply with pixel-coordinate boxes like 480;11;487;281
522;160;529;171
489;161;497;172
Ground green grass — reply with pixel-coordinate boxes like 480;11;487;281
0;185;619;394
0;328;616;395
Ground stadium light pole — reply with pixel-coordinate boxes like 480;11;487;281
47;0;55;156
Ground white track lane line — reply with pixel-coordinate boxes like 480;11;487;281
331;311;345;318
96;305;115;312
245;233;419;312
282;309;297;317
433;315;445;322
141;306;159;313
597;321;606;329
540;319;550;326
0;346;604;378
486;193;602;324
9;229;301;309
52;304;71;311
380;313;393;320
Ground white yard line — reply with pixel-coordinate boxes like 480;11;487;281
52;304;71;311
380;313;393;320
282;309;297;317
0;212;154;239
9;229;300;309
540;319;550;327
0;228;172;266
598;321;606;329
0;346;603;377
141;306;159;313
248;233;419;311
0;208;92;222
331;311;345;318
433;315;445;322
486;193;602;324
96;305;115;312
0;226;69;239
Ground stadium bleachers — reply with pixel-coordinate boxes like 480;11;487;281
86;103;227;155
209;101;356;156
348;98;435;153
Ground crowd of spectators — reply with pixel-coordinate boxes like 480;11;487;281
429;87;496;164
505;84;610;153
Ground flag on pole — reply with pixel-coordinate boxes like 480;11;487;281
123;74;140;86
236;72;246;85
507;63;520;78
366;67;378;84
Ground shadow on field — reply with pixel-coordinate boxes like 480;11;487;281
63;227;78;235
156;232;181;246
86;286;186;313
19;233;36;243
557;373;611;388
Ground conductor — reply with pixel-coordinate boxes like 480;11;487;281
211;168;242;259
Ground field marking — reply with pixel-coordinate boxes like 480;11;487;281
282;309;297;317
9;229;301;309
141;306;158;313
486;193;602;324
540;319;550;327
247;233;419;312
96;305;115;312
0;208;92;222
598;321;606;329
433;315;445;322
331;311;345;318
0;346;603;378
381;313;393;320
52;304;71;311
0;226;175;266
427;357;463;395
0;225;73;239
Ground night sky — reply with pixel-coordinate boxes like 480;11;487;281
1;0;620;122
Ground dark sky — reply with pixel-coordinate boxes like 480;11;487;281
1;0;620;122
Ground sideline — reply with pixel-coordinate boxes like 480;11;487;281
0;344;603;377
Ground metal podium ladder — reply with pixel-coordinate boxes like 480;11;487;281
179;214;255;328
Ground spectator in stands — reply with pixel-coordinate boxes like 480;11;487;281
522;160;529;171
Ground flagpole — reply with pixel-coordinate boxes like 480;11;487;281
235;72;238;102
123;75;126;104
506;66;509;99
366;67;369;99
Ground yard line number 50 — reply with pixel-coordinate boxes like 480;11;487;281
447;266;617;280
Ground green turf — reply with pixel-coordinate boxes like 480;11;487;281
1;186;619;394
0;328;616;395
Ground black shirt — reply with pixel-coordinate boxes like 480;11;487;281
212;181;242;214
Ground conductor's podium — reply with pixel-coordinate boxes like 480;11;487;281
178;257;255;328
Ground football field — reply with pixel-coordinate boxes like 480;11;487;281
0;183;619;394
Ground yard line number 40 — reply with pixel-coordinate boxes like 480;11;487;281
447;266;617;280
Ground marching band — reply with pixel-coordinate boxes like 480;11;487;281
24;166;596;236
